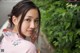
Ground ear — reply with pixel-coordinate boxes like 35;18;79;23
12;16;18;26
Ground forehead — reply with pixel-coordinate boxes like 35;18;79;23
24;9;39;19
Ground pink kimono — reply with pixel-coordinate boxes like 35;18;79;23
0;29;37;53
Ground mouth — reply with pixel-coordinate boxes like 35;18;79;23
27;30;34;34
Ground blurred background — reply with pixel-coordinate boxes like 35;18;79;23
0;0;21;28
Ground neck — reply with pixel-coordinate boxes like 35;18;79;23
12;27;18;33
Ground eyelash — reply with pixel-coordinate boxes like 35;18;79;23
24;19;39;23
25;19;31;22
35;20;39;23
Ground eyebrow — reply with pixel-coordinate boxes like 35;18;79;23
27;16;32;18
26;16;39;19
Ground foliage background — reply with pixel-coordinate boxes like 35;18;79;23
33;0;80;53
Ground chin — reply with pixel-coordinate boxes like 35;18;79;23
25;33;31;37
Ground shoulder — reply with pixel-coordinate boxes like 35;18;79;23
19;40;37;53
22;40;36;49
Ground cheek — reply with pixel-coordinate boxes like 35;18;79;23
36;24;39;28
21;22;29;32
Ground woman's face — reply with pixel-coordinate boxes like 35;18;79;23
21;9;39;37
13;9;39;37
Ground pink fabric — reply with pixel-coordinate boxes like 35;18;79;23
0;29;37;53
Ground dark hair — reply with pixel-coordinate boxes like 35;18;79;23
9;0;41;38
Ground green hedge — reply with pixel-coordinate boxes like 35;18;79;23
33;0;80;53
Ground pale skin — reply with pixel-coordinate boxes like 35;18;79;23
12;9;39;41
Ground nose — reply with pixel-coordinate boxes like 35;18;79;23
30;21;35;29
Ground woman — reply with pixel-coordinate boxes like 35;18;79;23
0;0;41;53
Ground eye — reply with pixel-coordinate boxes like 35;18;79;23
24;19;31;22
35;19;39;23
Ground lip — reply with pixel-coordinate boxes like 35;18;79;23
27;30;34;34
